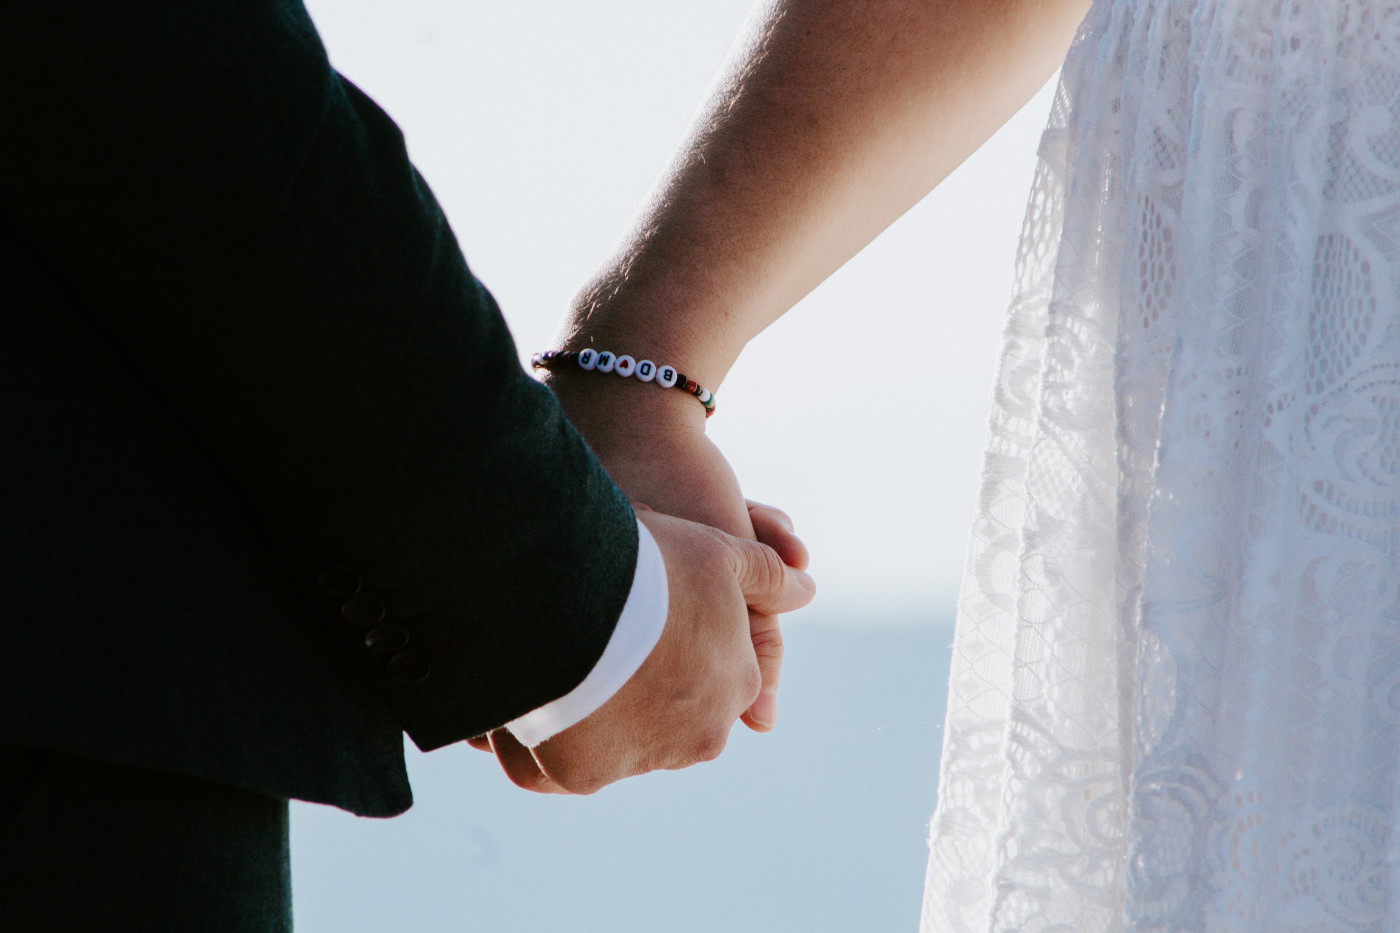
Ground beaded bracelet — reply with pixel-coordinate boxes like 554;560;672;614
531;348;716;417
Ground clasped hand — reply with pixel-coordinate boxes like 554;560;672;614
470;370;814;794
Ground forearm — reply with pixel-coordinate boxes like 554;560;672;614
557;0;1089;389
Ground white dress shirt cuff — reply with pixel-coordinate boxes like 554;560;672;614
505;517;668;748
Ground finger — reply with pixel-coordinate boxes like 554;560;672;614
465;734;493;753
727;536;816;615
532;724;647;795
488;729;571;794
747;500;809;571
745;499;794;532
740;611;783;732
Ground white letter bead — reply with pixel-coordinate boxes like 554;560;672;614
656;365;678;388
635;360;656;382
614;355;636;377
595;351;616;373
577;348;598;370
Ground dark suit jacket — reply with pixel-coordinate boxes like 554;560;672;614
0;0;636;818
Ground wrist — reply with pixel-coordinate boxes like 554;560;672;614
559;274;745;392
534;348;715;418
542;364;707;455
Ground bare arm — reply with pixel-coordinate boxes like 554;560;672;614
556;0;1090;393
545;0;1088;731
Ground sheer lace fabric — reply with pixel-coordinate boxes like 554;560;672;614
921;1;1400;931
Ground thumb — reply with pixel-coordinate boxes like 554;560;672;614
747;500;809;571
727;535;816;616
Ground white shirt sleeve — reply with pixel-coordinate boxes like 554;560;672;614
504;517;668;748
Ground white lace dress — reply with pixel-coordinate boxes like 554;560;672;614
920;1;1400;930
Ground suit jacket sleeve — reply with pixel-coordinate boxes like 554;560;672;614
0;0;637;750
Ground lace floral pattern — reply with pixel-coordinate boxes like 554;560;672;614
921;1;1400;931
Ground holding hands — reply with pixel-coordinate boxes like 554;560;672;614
487;506;812;794
469;0;1081;794
474;356;814;794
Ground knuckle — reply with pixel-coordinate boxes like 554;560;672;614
751;624;785;659
548;761;602;796
693;727;729;763
756;543;784;583
569;776;606;796
740;541;784;594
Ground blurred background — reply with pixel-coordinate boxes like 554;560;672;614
292;2;1057;930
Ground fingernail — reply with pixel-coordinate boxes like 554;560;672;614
796;570;816;592
750;688;778;727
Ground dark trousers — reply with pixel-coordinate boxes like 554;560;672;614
0;747;292;932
